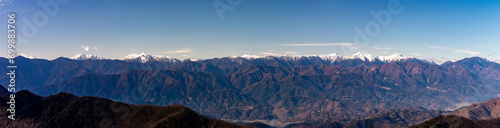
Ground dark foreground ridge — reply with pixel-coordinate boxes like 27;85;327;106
0;90;253;128
411;115;500;128
411;97;500;128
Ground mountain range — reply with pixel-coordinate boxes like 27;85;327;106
0;52;445;91
2;53;500;127
36;52;432;64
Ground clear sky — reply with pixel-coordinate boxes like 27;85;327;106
0;0;499;63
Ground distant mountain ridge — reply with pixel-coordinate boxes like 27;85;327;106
443;57;500;81
123;52;181;63
70;54;107;60
0;52;433;91
15;52;500;66
28;52;433;64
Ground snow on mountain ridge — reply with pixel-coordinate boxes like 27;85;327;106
316;53;343;63
18;53;39;59
238;52;409;63
378;53;415;63
349;52;378;62
123;52;177;63
37;52;468;64
71;54;107;60
241;54;260;59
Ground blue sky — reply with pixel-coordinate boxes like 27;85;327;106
0;0;499;63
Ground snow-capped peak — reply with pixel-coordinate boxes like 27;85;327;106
241;54;260;59
123;52;176;63
378;53;412;63
349;52;377;62
18;53;39;59
389;53;405;58
316;53;343;63
71;54;107;60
